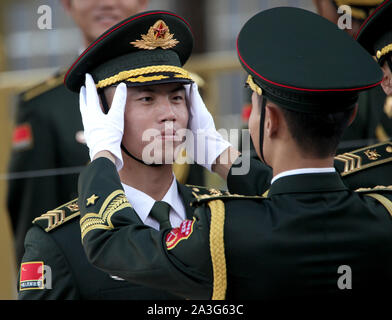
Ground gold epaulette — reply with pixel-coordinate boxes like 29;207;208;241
21;69;66;102
187;184;263;205
335;141;392;177
33;198;80;232
354;185;392;193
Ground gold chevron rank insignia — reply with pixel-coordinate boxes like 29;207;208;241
130;20;179;50
32;198;80;232
335;141;392;176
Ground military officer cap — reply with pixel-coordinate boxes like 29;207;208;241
237;6;383;113
333;0;384;21
64;10;194;92
356;0;392;67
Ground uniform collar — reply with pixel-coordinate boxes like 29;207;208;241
271;167;336;184
121;175;187;224
268;171;348;197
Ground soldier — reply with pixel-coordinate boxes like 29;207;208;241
356;0;392;96
18;10;219;300
7;0;149;266
75;7;392;300
313;0;390;151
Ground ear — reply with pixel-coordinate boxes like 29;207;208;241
347;104;358;127
264;103;280;138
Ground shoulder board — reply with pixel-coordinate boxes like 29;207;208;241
355;185;392;194
21;68;66;102
32;198;80;232
335;141;392;177
186;185;264;205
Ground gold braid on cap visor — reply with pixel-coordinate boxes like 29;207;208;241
95;65;193;88
376;43;392;61
246;75;263;96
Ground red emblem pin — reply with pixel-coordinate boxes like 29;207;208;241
19;261;44;291
12;123;33;150
165;218;195;250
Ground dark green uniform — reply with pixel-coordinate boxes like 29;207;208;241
228;140;392;196
8;70;90;264
78;157;392;300
18;182;203;299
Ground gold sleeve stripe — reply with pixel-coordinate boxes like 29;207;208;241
80;190;132;241
365;193;392;217
96;65;192;88
208;199;227;300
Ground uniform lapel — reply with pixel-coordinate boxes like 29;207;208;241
177;182;197;220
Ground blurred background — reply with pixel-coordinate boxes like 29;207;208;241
1;0;386;299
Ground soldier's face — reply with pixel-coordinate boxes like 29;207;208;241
61;0;148;46
105;83;189;164
381;60;392;95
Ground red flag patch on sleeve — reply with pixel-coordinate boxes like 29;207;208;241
165;218;195;250
12;123;33;150
19;261;44;291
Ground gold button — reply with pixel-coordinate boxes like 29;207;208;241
386;146;392;153
377;50;382;59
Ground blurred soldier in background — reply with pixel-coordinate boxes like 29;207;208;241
313;0;391;151
7;0;149;265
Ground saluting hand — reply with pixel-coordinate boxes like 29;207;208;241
79;73;127;170
185;83;231;171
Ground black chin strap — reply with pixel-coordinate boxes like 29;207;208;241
258;95;269;166
98;89;162;167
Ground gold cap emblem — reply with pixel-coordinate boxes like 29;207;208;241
130;20;179;50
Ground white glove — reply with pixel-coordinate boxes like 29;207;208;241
185;83;231;171
79;73;127;171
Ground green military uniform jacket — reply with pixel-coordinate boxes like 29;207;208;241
228;141;392;196
18;182;202;299
8;70;90;264
79;157;392;300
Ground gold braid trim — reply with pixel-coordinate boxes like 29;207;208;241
96;65;192;88
208;199;227;300
246;75;262;96
364;193;392;217
80;190;132;241
376;43;392;60
335;0;384;6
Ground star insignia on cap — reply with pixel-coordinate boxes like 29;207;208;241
86;194;99;207
130;19;179;50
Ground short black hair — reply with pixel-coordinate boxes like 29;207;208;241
279;104;355;158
